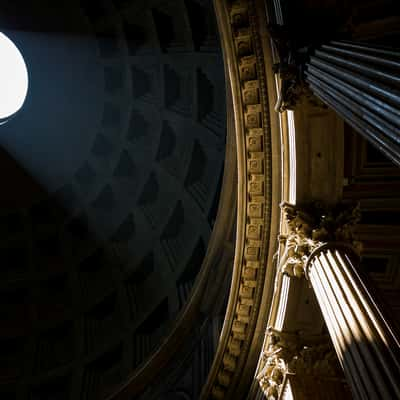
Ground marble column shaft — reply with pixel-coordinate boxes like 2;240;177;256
307;244;400;400
305;40;400;166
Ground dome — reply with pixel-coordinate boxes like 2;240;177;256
0;1;230;399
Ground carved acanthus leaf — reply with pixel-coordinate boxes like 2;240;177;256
257;329;341;399
268;24;325;112
257;329;300;399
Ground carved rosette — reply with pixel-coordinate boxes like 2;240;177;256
257;329;342;399
279;202;361;278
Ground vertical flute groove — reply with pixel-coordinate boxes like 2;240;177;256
313;256;381;399
305;40;400;165
308;245;400;400
309;265;366;399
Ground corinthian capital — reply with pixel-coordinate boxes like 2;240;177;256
256;329;300;399
257;328;341;399
279;202;361;277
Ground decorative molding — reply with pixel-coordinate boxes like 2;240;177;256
202;0;276;398
279;202;362;278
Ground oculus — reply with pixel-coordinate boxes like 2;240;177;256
0;32;28;124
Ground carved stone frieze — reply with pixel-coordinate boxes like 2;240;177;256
204;0;274;398
257;328;341;399
279;202;361;277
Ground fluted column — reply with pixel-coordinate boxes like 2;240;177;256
268;22;400;165
305;41;400;166
280;202;400;400
306;243;400;400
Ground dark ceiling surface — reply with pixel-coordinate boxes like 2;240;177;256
0;0;226;399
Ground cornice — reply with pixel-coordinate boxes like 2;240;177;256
201;1;281;398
